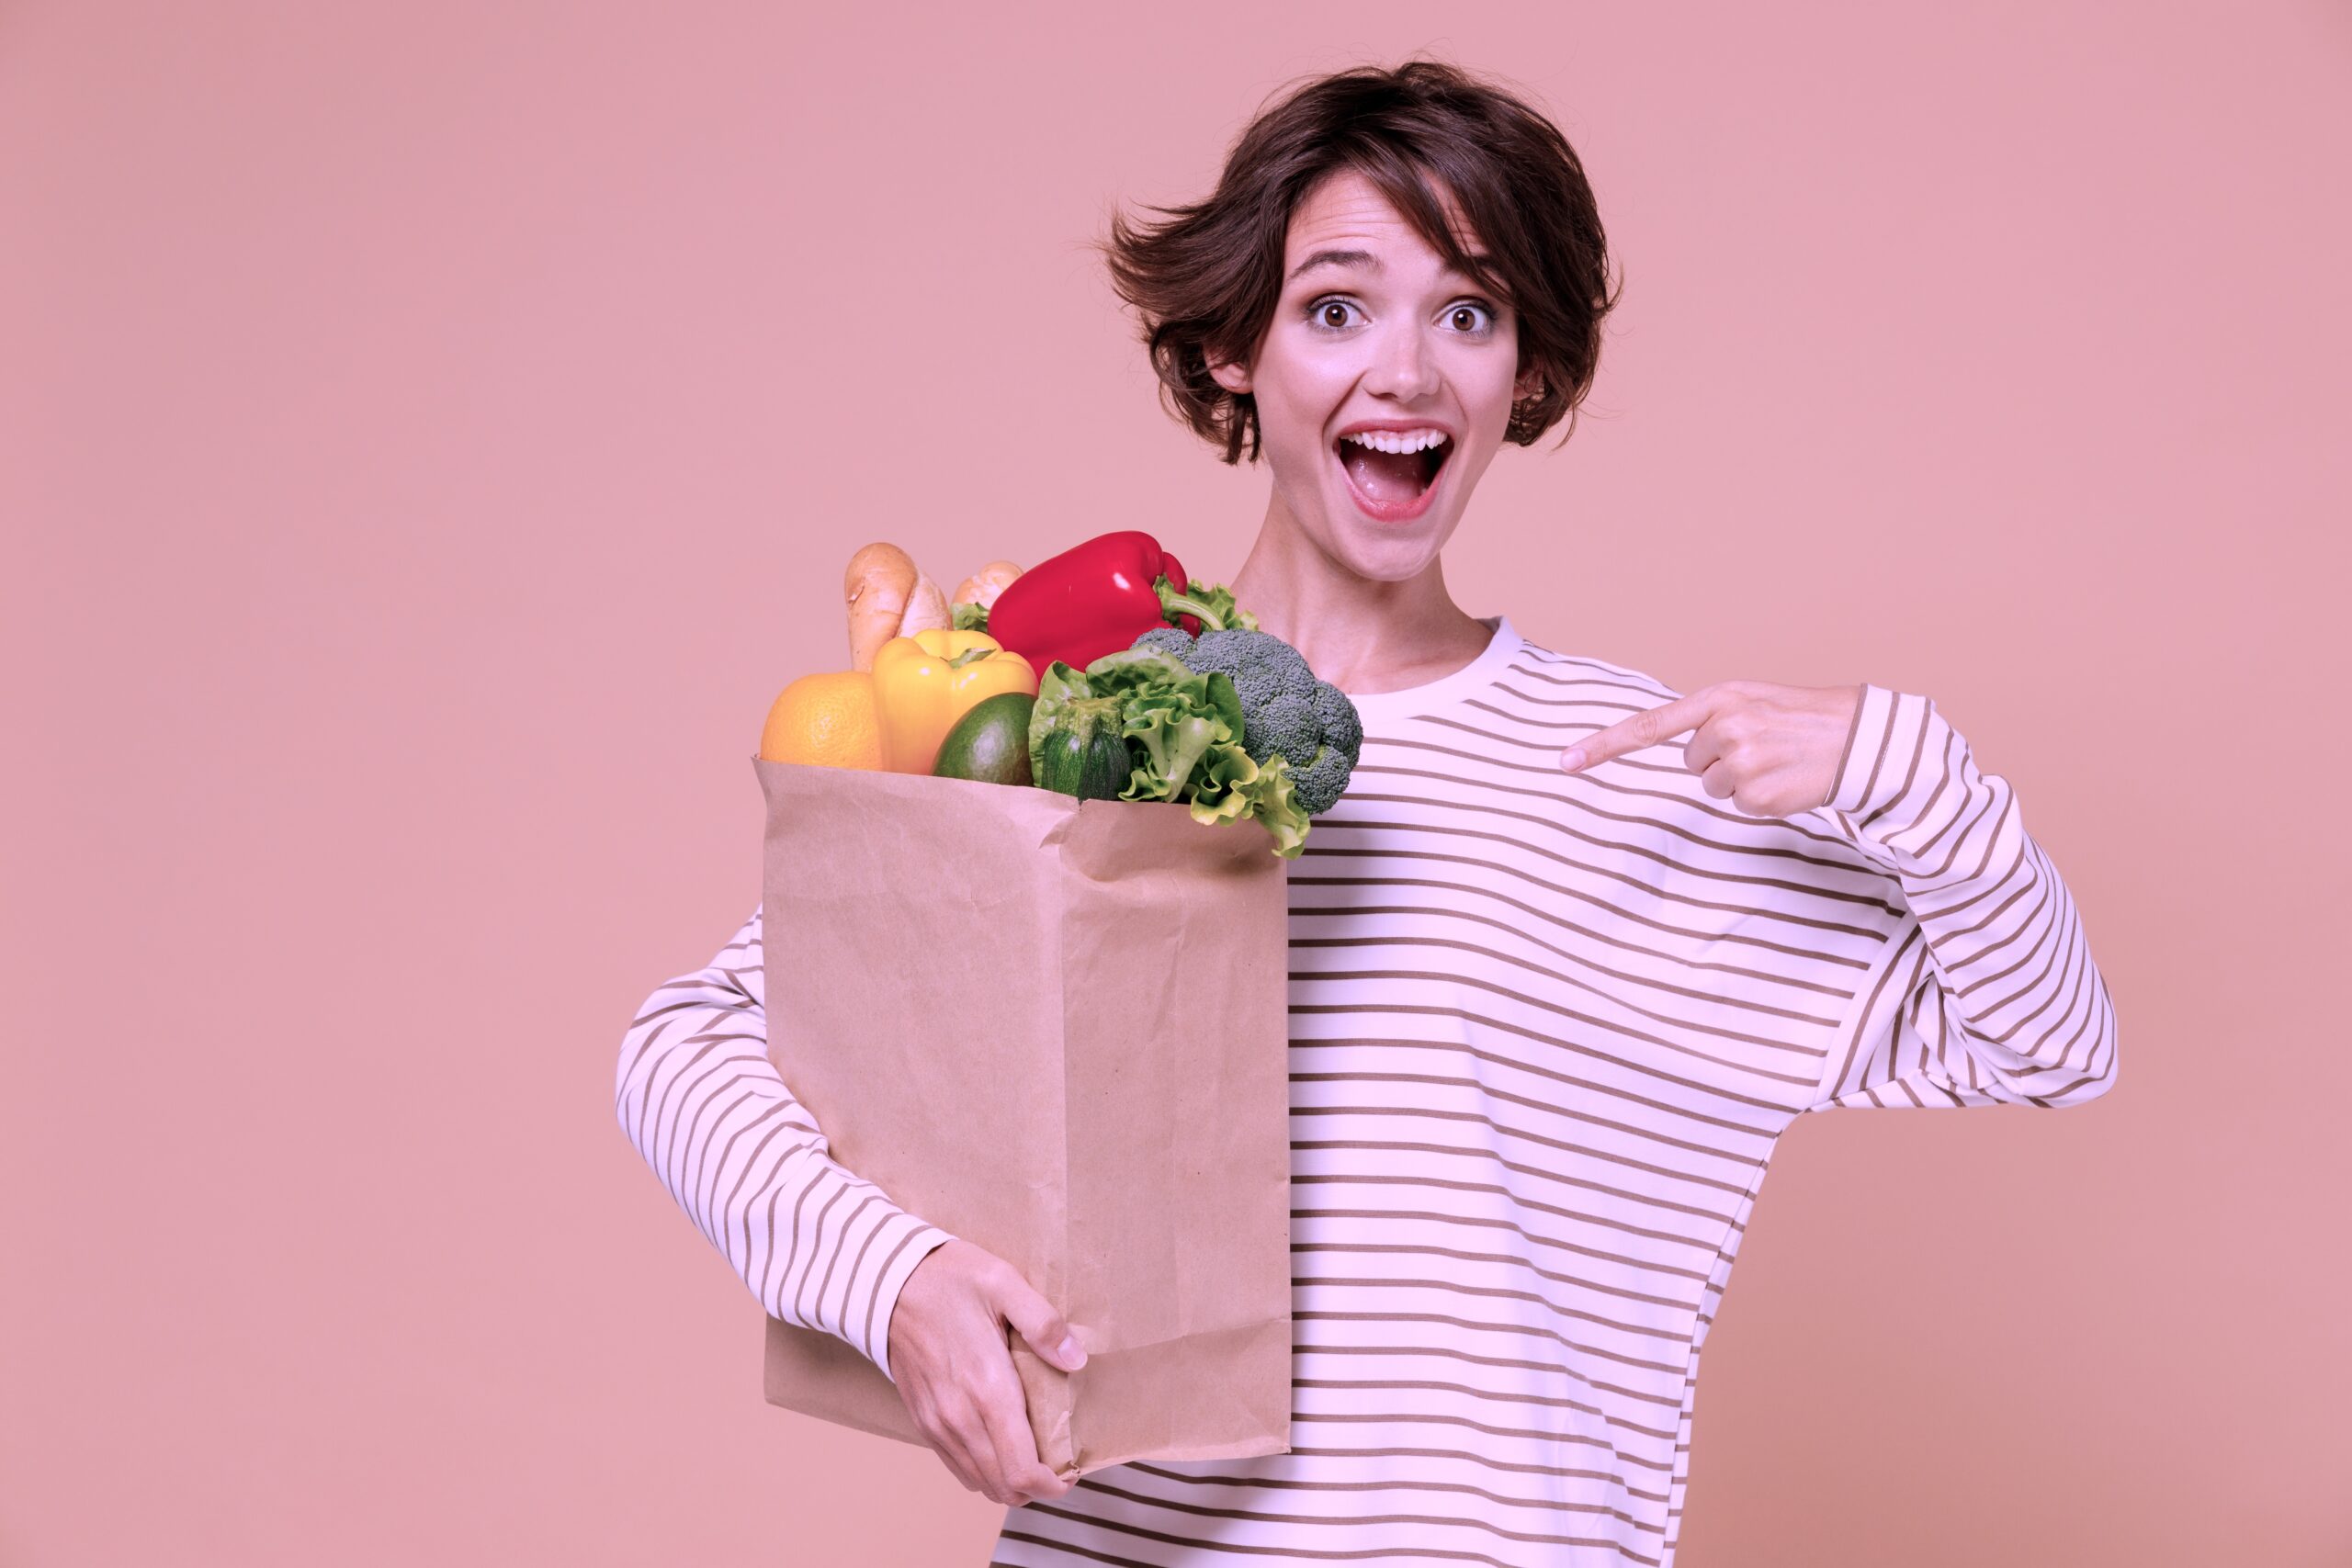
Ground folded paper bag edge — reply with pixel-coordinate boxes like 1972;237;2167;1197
1048;1312;1295;1475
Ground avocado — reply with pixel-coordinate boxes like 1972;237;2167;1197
933;691;1036;786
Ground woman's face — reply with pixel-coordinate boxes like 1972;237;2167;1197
1210;168;1541;583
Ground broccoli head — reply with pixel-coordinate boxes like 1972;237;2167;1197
1129;620;1363;816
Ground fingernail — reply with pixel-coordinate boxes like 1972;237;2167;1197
1057;1333;1086;1369
1559;747;1585;771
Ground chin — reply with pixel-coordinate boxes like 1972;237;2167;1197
1324;484;1469;582
1324;520;1452;583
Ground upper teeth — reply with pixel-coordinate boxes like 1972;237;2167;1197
1342;429;1449;455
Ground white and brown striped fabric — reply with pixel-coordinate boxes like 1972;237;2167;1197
616;615;2120;1565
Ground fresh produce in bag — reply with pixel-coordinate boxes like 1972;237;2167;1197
1028;643;1339;858
1130;580;1362;818
760;671;883;771
870;628;1039;774
843;541;956;671
1025;665;1137;802
777;532;1361;854
933;691;1035;786
984;530;1204;674
950;560;1025;629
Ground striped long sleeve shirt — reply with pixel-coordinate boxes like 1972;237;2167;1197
615;615;2119;1566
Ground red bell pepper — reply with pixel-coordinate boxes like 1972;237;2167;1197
985;530;1201;675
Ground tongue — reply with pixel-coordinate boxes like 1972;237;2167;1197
1341;442;1431;502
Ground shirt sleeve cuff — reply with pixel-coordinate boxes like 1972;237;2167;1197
1824;682;1940;820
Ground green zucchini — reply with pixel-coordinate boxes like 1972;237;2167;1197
1034;720;1130;800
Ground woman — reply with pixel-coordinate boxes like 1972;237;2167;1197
617;59;2119;1565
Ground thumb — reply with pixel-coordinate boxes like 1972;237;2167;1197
989;1270;1087;1372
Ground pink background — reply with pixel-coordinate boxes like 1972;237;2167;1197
5;3;2346;1562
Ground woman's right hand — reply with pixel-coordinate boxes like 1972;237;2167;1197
885;1238;1087;1508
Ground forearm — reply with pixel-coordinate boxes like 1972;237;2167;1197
1815;685;2120;1108
615;904;954;1377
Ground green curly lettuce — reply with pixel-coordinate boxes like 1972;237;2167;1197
1065;647;1223;805
1068;646;1305;855
1183;744;1308;859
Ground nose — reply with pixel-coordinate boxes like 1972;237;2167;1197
1363;318;1440;403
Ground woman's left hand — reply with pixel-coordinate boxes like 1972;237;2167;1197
1557;680;1865;819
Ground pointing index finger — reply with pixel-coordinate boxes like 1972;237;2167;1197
1559;690;1716;773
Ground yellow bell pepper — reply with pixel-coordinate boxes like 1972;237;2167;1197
871;627;1040;774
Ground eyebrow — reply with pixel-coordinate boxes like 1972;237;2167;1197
1285;247;1496;285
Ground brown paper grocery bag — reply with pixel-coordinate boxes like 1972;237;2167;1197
752;756;1294;1478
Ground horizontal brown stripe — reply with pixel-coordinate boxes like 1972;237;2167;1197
1301;833;1890;959
1285;1443;1668;1506
1292;896;1865;998
1500;658;1671;702
1289;1092;1762;1187
1294;930;1840;1045
1295;1203;1716;1283
1295;867;1872;993
1068;1472;1660;1552
1321;788;1901;925
1293;1132;1757;1214
1291;1311;1686;1392
1292;1411;1669;1483
1294;1168;1735;1249
1293;995;1815;1102
1005;1506;1663;1568
1295;1235;1699;1304
1293;1342;1679;1446
1295;1264;1684;1344
1289;1039;1781;1145
1487;678;1626;709
1365;728;1876;866
1290;1375;1665;1449
1462;694;1595;731
1124;1453;1655;1529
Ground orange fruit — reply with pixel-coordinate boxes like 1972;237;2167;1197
761;670;882;770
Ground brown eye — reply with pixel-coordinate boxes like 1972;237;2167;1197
1321;302;1350;329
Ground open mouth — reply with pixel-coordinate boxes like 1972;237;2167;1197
1332;432;1453;521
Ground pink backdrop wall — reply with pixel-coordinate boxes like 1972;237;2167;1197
6;3;2346;1562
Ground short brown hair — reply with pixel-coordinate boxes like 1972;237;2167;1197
1095;57;1622;464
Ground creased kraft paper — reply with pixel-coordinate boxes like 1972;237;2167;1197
752;757;1294;1478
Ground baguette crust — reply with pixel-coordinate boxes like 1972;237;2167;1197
898;570;952;638
952;559;1025;611
844;542;918;671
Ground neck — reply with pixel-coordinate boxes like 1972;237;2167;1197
1227;508;1492;696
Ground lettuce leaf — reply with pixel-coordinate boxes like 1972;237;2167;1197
1184;744;1308;859
1121;672;1243;802
1078;647;1308;855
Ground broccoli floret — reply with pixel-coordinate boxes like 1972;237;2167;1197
1289;682;1362;810
1312;680;1363;757
1128;615;1363;817
1129;626;1198;664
